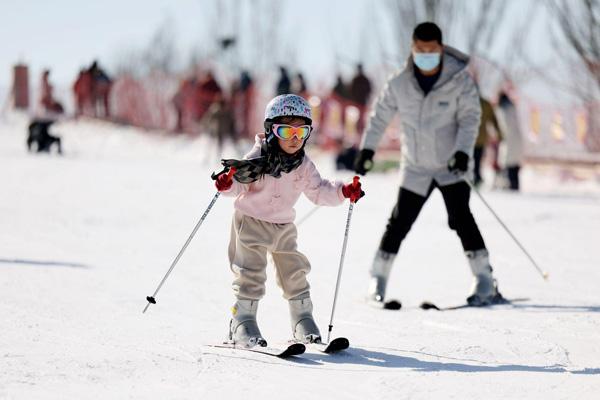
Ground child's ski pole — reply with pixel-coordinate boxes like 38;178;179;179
326;176;360;343
143;168;236;313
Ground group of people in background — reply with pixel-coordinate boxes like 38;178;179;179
29;60;113;155
72;60;113;118
39;60;114;119
319;64;372;139
172;69;256;164
275;66;308;98
30;45;523;192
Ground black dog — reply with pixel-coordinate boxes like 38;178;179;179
27;119;62;154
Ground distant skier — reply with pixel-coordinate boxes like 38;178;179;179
87;60;112;118
27;119;62;154
292;72;308;98
39;69;64;115
213;94;364;348
201;96;238;163
496;91;523;191
354;22;504;307
349;64;372;135
275;66;291;96
474;96;504;187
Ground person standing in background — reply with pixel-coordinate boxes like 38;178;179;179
276;67;291;96
349;64;372;135
292;72;308;98
40;69;63;114
474;96;503;186
496;91;524;191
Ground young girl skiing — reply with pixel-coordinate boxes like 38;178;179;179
213;94;364;348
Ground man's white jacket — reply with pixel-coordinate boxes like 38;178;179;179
360;45;481;196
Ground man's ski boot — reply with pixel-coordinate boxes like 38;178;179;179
289;295;321;344
465;249;505;306
229;299;267;348
367;250;396;304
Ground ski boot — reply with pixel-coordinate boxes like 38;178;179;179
465;249;505;306
289;295;321;344
367;250;396;304
229;299;267;348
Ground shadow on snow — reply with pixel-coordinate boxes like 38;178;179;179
0;258;90;269
508;303;600;313
300;346;600;374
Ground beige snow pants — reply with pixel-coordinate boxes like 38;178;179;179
228;211;311;300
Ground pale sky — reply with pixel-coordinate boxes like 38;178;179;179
0;0;204;88
0;0;571;104
0;0;374;89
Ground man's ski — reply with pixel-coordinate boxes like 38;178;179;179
307;337;350;354
420;297;530;311
367;298;402;310
208;342;306;358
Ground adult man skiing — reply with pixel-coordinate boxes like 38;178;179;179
354;22;504;307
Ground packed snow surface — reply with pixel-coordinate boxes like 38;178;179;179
1;113;599;399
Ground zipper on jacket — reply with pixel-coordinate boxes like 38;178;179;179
416;95;426;164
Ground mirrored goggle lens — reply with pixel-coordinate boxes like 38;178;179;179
273;125;310;140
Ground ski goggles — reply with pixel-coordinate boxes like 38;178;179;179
271;124;312;141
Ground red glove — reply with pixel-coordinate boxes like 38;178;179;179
342;176;365;203
214;167;236;192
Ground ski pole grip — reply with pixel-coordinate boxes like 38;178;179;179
211;166;237;181
227;167;237;179
352;175;360;187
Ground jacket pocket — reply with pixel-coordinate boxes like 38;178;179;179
236;213;246;237
435;122;457;165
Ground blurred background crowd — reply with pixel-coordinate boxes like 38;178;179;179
2;0;600;188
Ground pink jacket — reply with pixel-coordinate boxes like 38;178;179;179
222;134;346;223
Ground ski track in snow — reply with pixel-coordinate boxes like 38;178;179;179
1;112;600;399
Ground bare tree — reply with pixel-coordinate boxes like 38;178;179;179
142;18;177;75
547;0;600;151
186;0;282;80
548;0;600;88
370;0;541;100
552;0;600;93
112;18;177;78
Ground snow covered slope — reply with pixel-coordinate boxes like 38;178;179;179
1;113;599;399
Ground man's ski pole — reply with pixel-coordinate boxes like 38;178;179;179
326;176;360;343
464;178;549;281
296;205;320;227
143;168;236;313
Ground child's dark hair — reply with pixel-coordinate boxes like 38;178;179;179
412;22;443;44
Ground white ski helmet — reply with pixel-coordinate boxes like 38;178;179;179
264;94;312;124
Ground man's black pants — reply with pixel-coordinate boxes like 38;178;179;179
379;181;486;254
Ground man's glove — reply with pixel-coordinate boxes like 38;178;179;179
213;167;236;191
354;149;375;175
342;176;365;203
447;151;469;175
